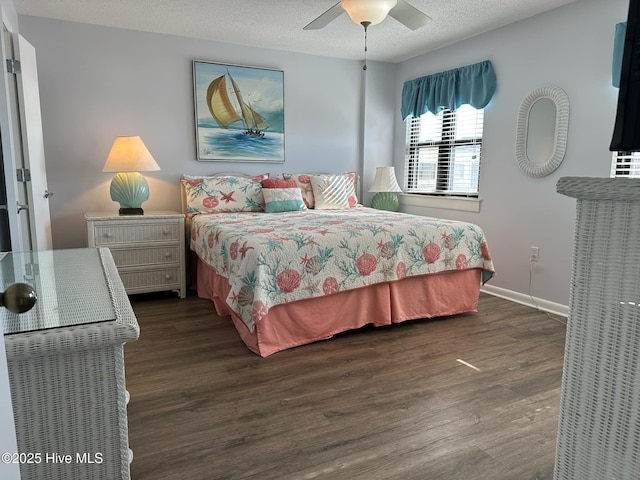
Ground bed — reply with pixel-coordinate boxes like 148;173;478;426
181;172;495;357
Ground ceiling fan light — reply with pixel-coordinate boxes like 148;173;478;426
340;0;398;26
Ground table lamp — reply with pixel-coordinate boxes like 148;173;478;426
102;136;160;215
369;166;402;211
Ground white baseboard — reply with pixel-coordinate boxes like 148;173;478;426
481;284;569;318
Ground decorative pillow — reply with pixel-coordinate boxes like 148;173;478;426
340;172;359;207
309;174;357;210
262;187;307;213
281;173;315;208
262;178;297;189
282;172;358;208
181;172;269;183
181;175;265;215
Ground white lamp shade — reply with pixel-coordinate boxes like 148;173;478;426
369;166;402;192
341;0;397;26
102;136;160;173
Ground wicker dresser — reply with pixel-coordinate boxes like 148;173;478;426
555;177;640;479
1;248;139;480
85;211;186;298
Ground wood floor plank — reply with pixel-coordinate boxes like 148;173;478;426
125;291;565;480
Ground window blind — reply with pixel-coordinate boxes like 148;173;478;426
611;151;640;177
405;105;483;196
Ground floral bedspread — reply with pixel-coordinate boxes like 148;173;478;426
191;207;495;332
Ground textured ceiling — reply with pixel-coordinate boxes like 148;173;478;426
14;0;579;63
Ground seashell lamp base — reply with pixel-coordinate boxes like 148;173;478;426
109;171;150;215
371;192;399;211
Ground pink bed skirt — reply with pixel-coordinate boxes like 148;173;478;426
196;257;482;357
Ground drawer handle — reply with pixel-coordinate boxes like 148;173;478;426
165;274;172;280
162;228;171;235
104;232;113;238
164;252;172;258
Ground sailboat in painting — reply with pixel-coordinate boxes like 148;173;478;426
206;72;268;137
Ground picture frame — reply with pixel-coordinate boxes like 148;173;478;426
193;61;285;162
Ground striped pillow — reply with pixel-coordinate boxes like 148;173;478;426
262;183;307;213
309;174;356;210
283;172;358;208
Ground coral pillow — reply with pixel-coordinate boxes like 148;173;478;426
309;174;358;210
262;178;297;189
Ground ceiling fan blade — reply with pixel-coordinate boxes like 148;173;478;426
389;0;432;30
303;2;345;30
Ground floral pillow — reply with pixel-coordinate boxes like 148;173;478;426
181;175;265;215
309;174;358;210
282;172;357;208
262;179;307;213
181;172;269;183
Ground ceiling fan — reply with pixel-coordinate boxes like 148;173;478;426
303;0;432;31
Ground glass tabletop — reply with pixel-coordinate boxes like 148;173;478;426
1;248;116;335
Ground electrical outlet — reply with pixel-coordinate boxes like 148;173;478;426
530;246;539;262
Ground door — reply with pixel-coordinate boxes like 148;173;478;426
15;34;52;250
0;24;29;251
0;26;52;252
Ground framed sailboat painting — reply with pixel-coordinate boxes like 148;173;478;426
193;61;285;162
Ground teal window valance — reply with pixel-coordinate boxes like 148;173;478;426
400;60;497;119
613;22;626;88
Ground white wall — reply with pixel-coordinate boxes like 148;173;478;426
362;61;397;205
17;16;381;249
394;0;627;308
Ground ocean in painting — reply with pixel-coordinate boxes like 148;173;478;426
197;120;284;162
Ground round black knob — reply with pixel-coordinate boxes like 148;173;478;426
1;283;37;314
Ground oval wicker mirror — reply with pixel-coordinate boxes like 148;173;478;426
515;85;569;177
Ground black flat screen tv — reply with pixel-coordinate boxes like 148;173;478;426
611;0;640;151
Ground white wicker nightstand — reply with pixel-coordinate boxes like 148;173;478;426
85;211;186;298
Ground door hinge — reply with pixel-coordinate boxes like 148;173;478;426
16;168;31;183
6;59;20;74
24;261;38;279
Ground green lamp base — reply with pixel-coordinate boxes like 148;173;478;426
371;192;399;211
109;172;149;215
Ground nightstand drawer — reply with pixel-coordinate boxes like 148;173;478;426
119;266;181;291
110;245;181;268
85;211;186;298
93;222;181;246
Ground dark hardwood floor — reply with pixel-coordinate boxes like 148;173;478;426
125;291;566;480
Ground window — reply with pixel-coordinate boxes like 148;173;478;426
611;151;640;177
404;104;484;197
